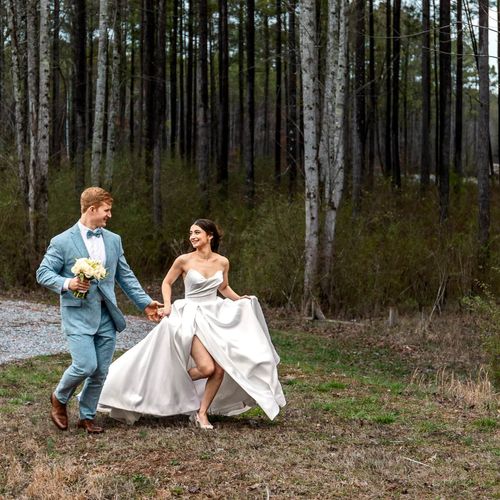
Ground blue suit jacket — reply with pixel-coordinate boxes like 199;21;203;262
36;223;152;334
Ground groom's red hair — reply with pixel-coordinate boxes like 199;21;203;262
80;187;114;213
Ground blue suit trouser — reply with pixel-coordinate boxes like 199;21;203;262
55;305;117;420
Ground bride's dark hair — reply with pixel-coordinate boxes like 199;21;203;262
192;219;222;252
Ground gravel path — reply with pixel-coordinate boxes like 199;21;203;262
0;299;152;365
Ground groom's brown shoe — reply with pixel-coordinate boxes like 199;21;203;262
50;393;68;430
77;419;104;434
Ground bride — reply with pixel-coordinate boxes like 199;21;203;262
98;219;286;429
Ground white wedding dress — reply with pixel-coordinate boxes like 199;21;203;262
98;269;286;424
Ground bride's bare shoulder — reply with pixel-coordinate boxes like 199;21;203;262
216;255;230;267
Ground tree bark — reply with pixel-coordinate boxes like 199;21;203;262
420;0;431;192
384;0;391;177
391;0;401;188
91;0;109;185
438;0;451;222
6;0;28;204
217;0;229;195
352;0;366;214
197;0;210;210
299;0;322;318
286;0;298;199
274;0;282;186
367;0;376;190
170;0;179;156
104;0;122;190
478;0;490;255
245;0;255;203
454;0;463;183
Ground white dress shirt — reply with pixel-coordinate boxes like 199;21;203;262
62;222;107;291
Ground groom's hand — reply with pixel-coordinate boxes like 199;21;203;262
145;301;163;322
68;277;90;293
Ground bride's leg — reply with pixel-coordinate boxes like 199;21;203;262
189;336;224;426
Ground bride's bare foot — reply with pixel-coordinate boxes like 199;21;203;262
193;411;213;430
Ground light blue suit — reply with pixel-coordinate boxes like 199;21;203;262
36;223;152;420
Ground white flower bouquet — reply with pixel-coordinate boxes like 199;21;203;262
71;258;107;299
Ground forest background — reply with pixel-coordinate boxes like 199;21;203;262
0;0;498;320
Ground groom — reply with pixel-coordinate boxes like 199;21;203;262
36;187;162;434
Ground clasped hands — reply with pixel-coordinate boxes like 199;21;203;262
145;301;164;322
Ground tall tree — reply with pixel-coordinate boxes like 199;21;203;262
420;0;431;192
197;0;210;210
286;0;298;198
153;0;166;225
91;0;109;185
6;0;28;203
384;0;392;177
391;0;401;188
366;0;376;190
104;0;123;190
478;0;490;255
217;0;229;195
26;0;51;263
245;0;256;202
319;0;348;305
438;0;451;222
352;0;366;214
50;0;62;169
170;0;179;155
238;0;245;167
274;0;282;185
263;12;270;156
454;0;463;182
299;0;321;318
186;0;195;162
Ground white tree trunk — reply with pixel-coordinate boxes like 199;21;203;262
104;5;121;190
299;0;323;318
91;0;109;186
322;0;348;285
25;0;50;261
6;0;28;202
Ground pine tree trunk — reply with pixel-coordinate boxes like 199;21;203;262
197;0;210;210
179;3;185;158
238;0;245;168
421;0;431;192
245;0;255;203
299;0;322;318
454;0;463;182
153;0;166;226
478;0;490;255
50;0;62;168
367;0;376;190
104;0;122;190
274;0;282;185
263;13;270;156
217;0;229;195
26;0;50;264
352;0;366;214
91;0;109;185
6;0;28;204
319;0;348;306
438;0;451;222
286;0;298;199
170;0;179;156
129;28;135;151
384;0;392;177
186;0;194;162
391;0;401;188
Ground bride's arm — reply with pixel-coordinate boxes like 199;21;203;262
160;256;184;316
218;259;249;301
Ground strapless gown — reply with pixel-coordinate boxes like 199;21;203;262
97;269;286;424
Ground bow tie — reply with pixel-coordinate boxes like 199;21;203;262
86;228;103;239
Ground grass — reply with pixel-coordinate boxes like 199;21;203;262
0;318;499;499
